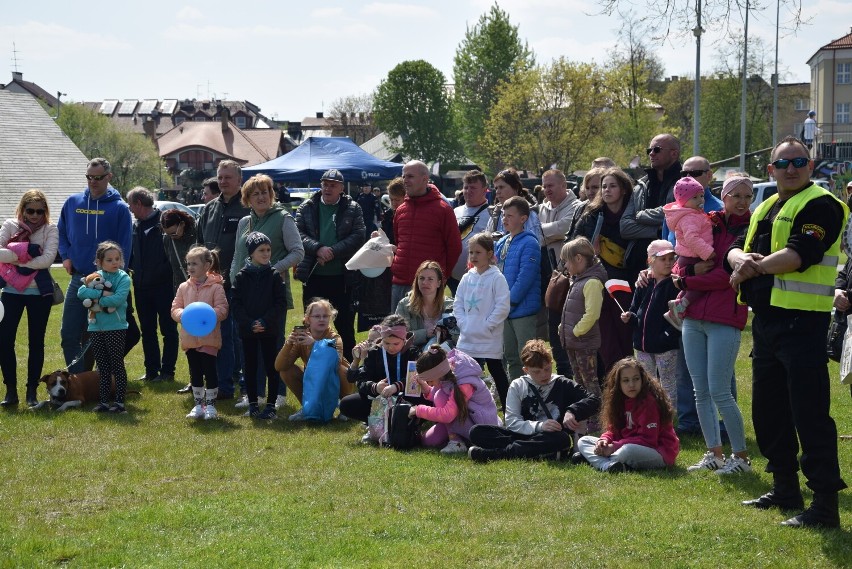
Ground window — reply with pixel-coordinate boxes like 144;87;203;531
234;115;247;128
179;150;214;170
837;103;851;124
193;115;207;122
794;99;807;111
838;63;852;85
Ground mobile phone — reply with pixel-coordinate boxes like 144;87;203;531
293;325;307;333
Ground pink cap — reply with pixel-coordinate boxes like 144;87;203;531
647;239;676;258
674;177;704;206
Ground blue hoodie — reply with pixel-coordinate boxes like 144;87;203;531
57;186;133;275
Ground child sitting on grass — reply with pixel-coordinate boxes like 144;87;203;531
575;357;679;473
171;246;228;420
408;346;500;454
467;339;600;462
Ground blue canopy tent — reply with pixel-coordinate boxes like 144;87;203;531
242;136;403;183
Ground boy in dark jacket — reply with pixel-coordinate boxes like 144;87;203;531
468;339;600;461
232;232;287;419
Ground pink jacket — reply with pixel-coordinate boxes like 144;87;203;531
600;392;680;466
674;210;750;330
171;272;229;351
662;204;714;260
0;242;37;290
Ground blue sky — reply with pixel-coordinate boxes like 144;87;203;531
2;0;848;122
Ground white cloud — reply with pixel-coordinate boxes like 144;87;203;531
0;21;130;60
361;2;438;19
176;6;204;21
310;7;345;18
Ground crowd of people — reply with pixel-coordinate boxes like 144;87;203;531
0;133;848;529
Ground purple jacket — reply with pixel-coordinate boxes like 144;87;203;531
674;210;750;330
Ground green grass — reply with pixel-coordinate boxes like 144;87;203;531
0;269;850;568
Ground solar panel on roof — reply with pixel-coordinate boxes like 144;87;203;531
160;99;178;115
137;99;158;115
117;99;139;115
100;99;119;115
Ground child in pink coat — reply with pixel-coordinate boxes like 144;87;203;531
661;176;715;329
409;346;500;454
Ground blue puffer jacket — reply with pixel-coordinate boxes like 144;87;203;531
495;230;541;319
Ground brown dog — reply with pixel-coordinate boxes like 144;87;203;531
38;370;110;411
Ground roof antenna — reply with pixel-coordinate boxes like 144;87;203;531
11;42;22;73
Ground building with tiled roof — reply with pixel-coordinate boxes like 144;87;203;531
0;90;88;222
0;71;61;108
807;27;852;160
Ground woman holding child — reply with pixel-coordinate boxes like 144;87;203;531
676;174;753;475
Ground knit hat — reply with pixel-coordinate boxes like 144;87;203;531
647;239;676;258
245;231;271;257
673;176;704;206
721;176;753;200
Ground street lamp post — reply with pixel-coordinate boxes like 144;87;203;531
693;0;704;155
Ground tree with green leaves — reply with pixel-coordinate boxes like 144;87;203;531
482;57;609;173
55;103;171;193
452;3;534;163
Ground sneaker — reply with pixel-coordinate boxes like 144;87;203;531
246;403;260;418
177;383;192;394
664;300;684;331
92;402;111;412
109;403;127;414
570;451;589;465
204;404;218;420
361;432;376;445
234;395;250;409
186;404;205;419
716;454;752;475
257;407;277;420
337;413;350;422
607;461;627;473
468;446;504;463
274;394;287;410
440;440;468;454
687;450;725;472
288;409;305;421
153;373;175;383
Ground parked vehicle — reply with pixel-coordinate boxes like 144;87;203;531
750;179;830;212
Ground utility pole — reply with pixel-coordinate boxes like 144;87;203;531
739;0;750;171
693;0;704;155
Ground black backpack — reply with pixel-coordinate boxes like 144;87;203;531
386;397;420;450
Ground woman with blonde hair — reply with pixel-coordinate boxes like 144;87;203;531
0;190;58;407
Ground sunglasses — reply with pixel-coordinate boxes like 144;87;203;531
680;169;709;178
86;174;109;181
770;157;809;169
646;145;670;155
25;208;46;215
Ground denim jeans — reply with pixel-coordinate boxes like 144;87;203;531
681;318;747;452
60;273;88;373
577;436;666;471
216;288;237;397
675;336;737;431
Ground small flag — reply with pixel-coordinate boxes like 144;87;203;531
605;279;632;296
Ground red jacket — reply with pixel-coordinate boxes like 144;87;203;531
600;391;679;466
391;185;462;286
674;210;750;330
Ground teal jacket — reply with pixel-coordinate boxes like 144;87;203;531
77;268;131;331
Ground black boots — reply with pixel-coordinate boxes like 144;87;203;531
782;493;841;529
25;383;38;408
742;472;805;511
1;385;18;407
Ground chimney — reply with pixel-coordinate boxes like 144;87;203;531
12;71;22;82
316;112;324;119
143;118;157;142
221;107;231;131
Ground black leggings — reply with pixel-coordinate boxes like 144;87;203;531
469;424;572;459
0;292;52;389
91;330;128;404
186;349;218;389
476;358;509;412
242;335;278;405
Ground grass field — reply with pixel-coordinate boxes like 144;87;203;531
0;269;850;568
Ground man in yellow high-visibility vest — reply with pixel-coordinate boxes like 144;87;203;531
727;136;847;529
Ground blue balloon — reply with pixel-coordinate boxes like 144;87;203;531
181;302;216;336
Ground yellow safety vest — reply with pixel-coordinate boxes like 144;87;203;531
741;184;847;311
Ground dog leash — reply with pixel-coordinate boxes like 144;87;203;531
62;338;93;373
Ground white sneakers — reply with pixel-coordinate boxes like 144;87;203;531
288;409;305;421
716;454;752;475
186;404;205;419
275;394;287;410
687;450;725;471
204;403;218;420
236;395;266;409
440;440;468;454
